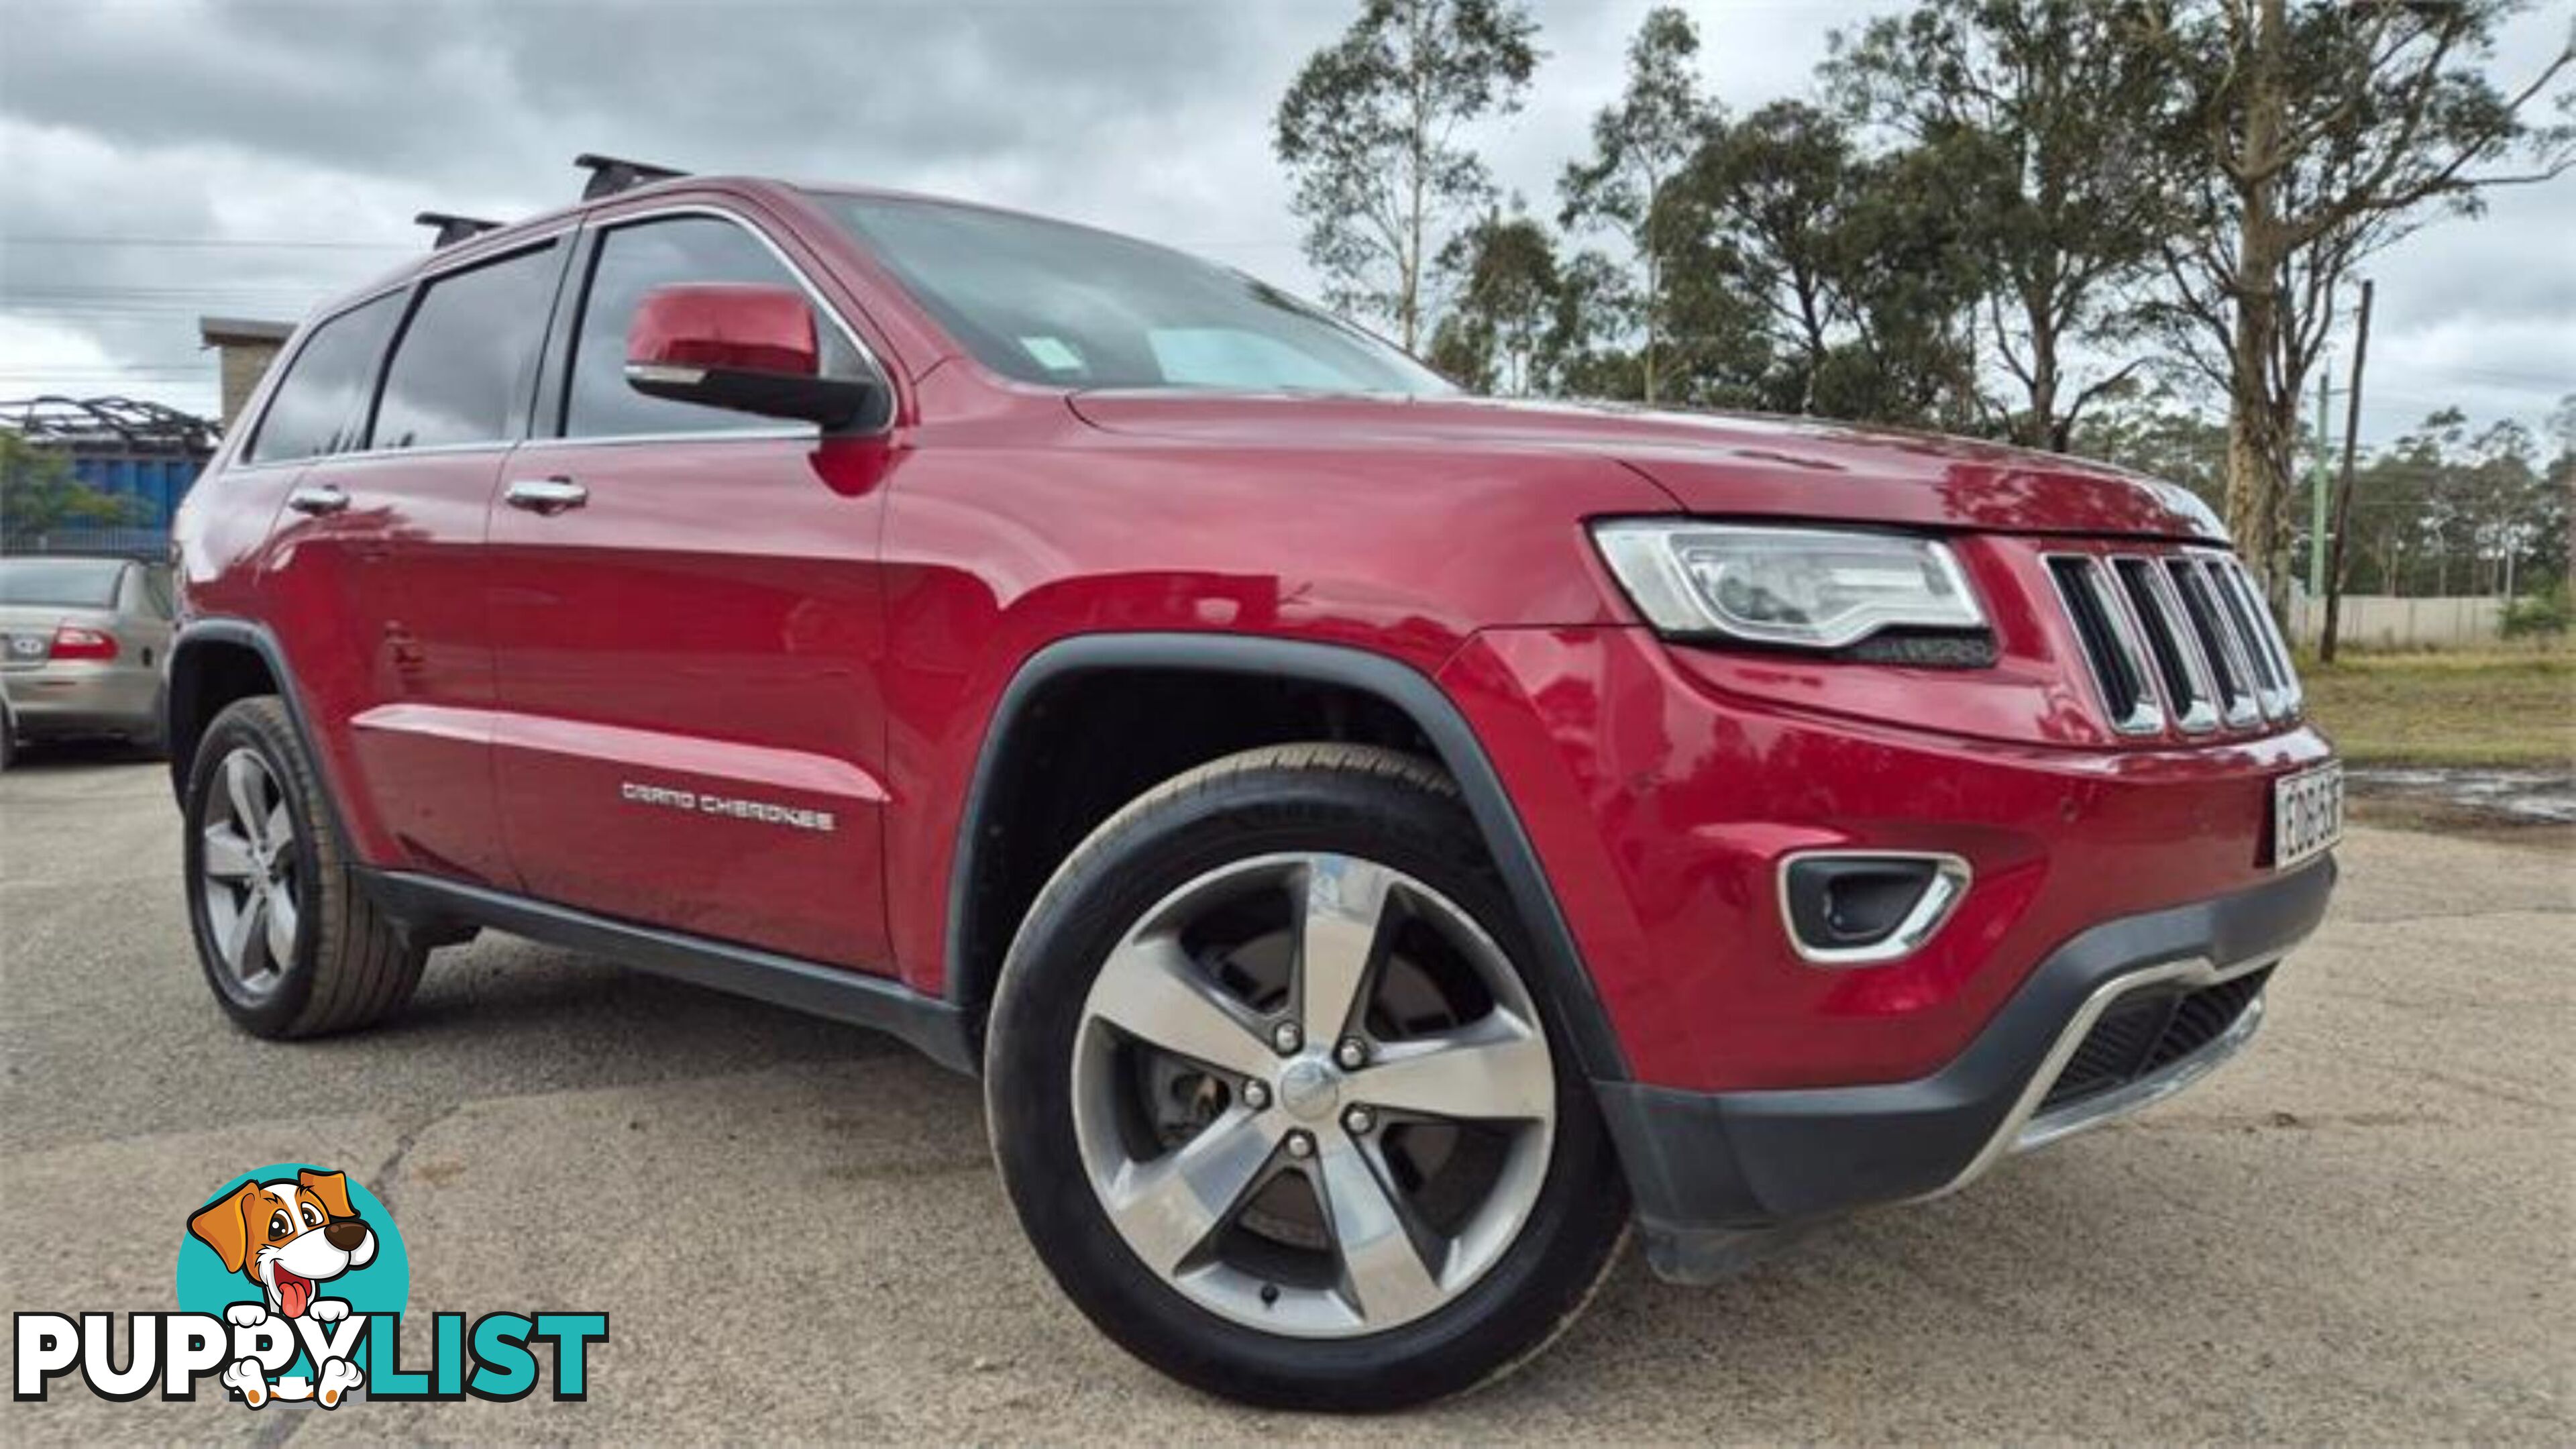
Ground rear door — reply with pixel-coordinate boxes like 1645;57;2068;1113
483;207;900;970
260;237;569;886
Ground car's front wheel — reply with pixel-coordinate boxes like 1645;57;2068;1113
985;745;1627;1410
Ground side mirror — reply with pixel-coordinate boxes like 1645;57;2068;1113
624;283;883;431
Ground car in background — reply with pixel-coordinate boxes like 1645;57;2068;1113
0;555;176;765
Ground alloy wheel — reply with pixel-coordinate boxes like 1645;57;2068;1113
199;747;301;997
1070;851;1556;1338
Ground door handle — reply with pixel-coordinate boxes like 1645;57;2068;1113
505;477;588;515
286;484;349;516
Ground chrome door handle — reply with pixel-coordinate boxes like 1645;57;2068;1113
286;484;349;516
505;477;588;515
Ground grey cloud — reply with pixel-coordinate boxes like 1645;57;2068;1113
0;0;2564;442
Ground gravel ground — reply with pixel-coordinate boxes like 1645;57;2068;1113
2;745;2569;1444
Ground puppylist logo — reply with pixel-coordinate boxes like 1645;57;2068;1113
13;1163;606;1409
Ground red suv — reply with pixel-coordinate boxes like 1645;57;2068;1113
168;162;2339;1410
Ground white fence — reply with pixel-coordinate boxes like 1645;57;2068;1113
2284;591;2506;649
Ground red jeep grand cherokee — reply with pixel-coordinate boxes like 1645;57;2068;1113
167;163;2340;1410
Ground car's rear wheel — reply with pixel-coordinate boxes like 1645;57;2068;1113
184;696;425;1038
985;745;1627;1410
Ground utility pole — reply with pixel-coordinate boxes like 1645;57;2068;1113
2320;279;2373;665
2308;366;2334;598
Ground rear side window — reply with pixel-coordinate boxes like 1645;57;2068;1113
372;243;562;451
562;215;862;439
0;558;123;608
246;293;401;464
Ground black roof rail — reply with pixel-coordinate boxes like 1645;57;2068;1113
415;211;502;249
575;153;688;201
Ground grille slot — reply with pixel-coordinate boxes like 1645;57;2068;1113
2039;966;2273;1114
2113;557;2218;733
2047;557;2161;734
2214;557;2303;713
2165;559;2259;727
2204;559;2290;718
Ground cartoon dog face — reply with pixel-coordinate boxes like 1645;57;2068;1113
188;1169;377;1319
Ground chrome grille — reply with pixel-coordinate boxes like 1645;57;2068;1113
2049;550;2301;739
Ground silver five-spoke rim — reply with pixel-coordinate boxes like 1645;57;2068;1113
200;747;300;997
1071;853;1555;1338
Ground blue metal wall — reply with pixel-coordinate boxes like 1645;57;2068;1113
68;454;203;530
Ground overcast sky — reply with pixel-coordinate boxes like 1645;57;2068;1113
2;0;2568;449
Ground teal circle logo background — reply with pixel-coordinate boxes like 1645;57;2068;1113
176;1163;411;1320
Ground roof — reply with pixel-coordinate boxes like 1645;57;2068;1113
198;316;294;346
0;395;220;454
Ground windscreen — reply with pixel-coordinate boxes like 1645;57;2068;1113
0;558;123;608
817;193;1456;397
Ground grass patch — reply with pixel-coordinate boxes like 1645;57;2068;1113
2301;649;2575;767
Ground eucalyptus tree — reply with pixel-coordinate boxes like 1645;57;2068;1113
1669;101;1987;427
1275;0;1542;351
2153;0;2573;602
1829;0;2181;451
1429;207;1562;394
1557;6;1715;402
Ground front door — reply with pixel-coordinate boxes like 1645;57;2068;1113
484;209;898;971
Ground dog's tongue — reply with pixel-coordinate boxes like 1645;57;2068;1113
276;1269;313;1319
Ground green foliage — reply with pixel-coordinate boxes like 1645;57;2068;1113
2500;584;2572;639
1660;100;1983;427
1429;205;1562;394
1274;0;1542;350
0;432;146;543
2069;382;2233;508
2332;407;2569;598
1827;1;2180;449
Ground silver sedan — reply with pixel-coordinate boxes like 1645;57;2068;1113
0;555;176;766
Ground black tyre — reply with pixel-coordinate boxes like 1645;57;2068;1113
985;744;1627;1411
182;696;425;1038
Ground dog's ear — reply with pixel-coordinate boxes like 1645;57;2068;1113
188;1183;262;1273
298;1169;356;1220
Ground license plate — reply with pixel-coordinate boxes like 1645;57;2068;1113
2273;763;2344;871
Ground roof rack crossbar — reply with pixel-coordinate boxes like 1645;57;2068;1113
575;153;689;201
415;211;503;249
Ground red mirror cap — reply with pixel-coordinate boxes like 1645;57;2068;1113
626;283;819;378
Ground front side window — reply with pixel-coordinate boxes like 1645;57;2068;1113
564;215;863;438
371;243;561;451
814;193;1455;397
245;293;401;464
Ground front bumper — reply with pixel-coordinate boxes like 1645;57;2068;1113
1595;859;2332;1281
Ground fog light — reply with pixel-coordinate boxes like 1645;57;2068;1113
1778;852;1970;965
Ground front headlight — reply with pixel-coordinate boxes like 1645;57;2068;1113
1590;521;1986;649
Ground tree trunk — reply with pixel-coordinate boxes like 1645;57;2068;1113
2223;0;2297;615
1642;249;1660;405
2224;281;2295;603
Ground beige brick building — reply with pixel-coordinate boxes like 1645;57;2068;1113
197;316;293;429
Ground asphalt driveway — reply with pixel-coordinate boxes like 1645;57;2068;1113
2;747;2568;1443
